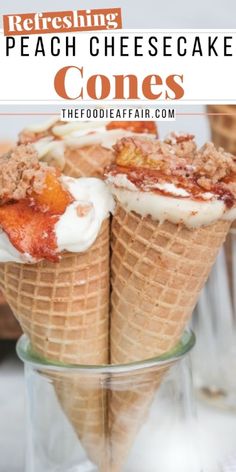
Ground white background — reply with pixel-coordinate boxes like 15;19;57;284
0;30;236;103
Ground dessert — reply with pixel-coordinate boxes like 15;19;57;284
0;144;114;468
19;119;157;178
105;133;236;470
1;129;234;471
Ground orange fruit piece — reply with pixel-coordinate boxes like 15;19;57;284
0;200;59;261
32;172;73;215
106;121;157;135
0;173;74;261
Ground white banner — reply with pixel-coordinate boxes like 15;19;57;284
0;29;236;104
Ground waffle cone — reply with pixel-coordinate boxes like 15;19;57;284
63;145;114;178
207;105;236;154
0;219;110;469
109;204;231;470
0;289;5;304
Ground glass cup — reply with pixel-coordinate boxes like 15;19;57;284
192;227;236;410
17;331;201;472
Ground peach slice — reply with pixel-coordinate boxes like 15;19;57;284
0;173;73;261
106;121;157;135
0;200;59;261
32;172;73;214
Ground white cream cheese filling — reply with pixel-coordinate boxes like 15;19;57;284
0;176;115;263
107;175;236;228
24;120;156;169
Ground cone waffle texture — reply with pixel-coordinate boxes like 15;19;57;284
107;363;169;472
63;145;114;178
109;203;231;470
0;219;110;468
208;105;236;154
52;370;108;469
0;290;5;304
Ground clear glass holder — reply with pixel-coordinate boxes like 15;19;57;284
17;331;201;472
193;229;236;410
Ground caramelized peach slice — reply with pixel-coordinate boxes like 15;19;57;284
106;121;157;135
115;141;162;169
32;172;73;214
0;201;59;261
115;145;144;168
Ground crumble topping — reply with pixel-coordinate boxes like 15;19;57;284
194;142;236;189
108;134;236;207
0;144;56;204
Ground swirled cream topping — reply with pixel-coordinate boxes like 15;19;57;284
19;120;157;171
0;145;114;263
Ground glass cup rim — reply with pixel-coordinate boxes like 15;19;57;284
16;330;195;374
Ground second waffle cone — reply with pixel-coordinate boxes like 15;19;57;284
63;145;114;179
207;104;236;154
109;204;231;470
